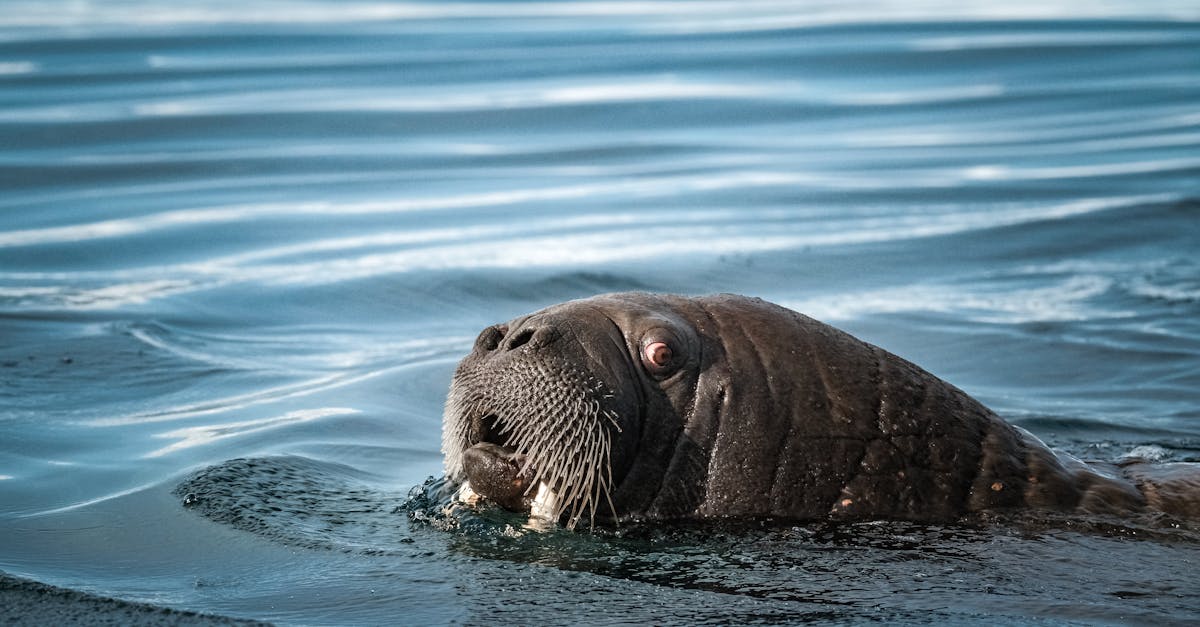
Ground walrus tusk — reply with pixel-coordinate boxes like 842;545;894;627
454;478;560;530
529;482;559;521
455;480;480;505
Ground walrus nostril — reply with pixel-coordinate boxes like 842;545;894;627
504;325;561;351
506;328;534;350
475;325;507;352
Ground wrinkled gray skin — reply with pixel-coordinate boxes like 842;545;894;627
442;293;1200;528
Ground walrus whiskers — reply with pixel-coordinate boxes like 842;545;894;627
443;355;622;529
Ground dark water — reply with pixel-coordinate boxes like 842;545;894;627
2;1;1199;624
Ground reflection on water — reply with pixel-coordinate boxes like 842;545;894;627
0;0;1198;624
2;193;1180;310
147;407;359;457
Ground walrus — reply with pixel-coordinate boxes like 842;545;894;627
442;292;1199;529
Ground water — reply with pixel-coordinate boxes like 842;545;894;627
1;1;1198;624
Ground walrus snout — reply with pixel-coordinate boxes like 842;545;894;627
462;442;535;512
442;298;660;528
473;320;563;354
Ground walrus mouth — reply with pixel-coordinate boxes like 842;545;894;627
442;355;624;529
475;413;509;450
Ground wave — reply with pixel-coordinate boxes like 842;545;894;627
0;195;1177;311
781;274;1123;325
3;2;1193;31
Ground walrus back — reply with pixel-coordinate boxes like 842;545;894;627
685;294;1158;522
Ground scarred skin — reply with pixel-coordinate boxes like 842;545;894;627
443;292;1200;526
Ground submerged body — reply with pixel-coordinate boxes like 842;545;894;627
443;293;1199;528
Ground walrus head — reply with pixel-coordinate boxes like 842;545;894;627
442;292;709;528
444;292;1178;529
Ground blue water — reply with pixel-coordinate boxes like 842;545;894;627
1;1;1199;624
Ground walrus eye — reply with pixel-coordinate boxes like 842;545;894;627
641;340;675;374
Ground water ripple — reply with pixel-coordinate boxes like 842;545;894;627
2;195;1180;311
7;2;1189;31
2;3;1199;624
146;407;359;458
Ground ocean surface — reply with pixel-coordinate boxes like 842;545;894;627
1;1;1198;624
